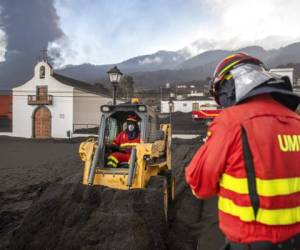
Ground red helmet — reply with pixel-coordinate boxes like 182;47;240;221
210;52;300;110
126;115;138;123
210;52;264;104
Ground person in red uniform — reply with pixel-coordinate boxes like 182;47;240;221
107;115;140;168
185;53;300;250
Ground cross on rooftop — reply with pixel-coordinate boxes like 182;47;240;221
40;48;48;62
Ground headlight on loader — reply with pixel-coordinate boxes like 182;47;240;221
137;105;147;112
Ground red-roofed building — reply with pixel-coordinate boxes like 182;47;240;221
0;90;12;119
0;90;12;132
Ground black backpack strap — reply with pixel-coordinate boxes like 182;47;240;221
241;126;259;218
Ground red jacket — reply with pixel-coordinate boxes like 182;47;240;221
185;95;300;244
112;130;140;149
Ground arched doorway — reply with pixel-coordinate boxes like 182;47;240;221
33;106;51;138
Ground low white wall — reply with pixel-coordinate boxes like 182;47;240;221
73;89;111;130
71;133;98;138
172;134;199;139
0;132;13;136
270;68;294;85
161;100;216;113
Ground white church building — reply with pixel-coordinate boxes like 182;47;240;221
12;61;112;138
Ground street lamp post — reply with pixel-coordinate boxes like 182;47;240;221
107;66;123;105
168;98;174;124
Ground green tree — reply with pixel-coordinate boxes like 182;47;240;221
120;75;135;100
94;82;110;96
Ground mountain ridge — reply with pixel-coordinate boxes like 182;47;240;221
3;41;300;89
56;42;300;87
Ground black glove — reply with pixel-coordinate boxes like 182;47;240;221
108;144;120;152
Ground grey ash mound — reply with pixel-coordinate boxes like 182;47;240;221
1;136;224;250
9;175;168;250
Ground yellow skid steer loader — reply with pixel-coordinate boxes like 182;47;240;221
79;100;174;218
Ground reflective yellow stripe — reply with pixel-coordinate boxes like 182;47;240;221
220;173;300;196
224;74;233;80
219;196;255;222
219;196;300;225
108;155;119;163
218;60;240;77
107;161;118;168
120;143;138;148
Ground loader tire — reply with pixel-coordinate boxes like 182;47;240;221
165;170;175;202
147;175;168;221
159;170;175;203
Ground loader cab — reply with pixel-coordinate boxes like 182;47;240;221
99;103;158;168
103;111;142;145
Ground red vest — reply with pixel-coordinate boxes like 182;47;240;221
185;95;300;243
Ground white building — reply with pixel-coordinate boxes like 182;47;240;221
160;97;216;113
12;61;112;138
187;89;204;97
270;68;294;85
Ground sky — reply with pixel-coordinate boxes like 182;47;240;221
1;0;300;69
48;0;209;67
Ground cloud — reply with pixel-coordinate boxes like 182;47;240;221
181;36;300;58
182;0;300;57
48;36;75;68
139;56;162;65
0;6;7;62
50;0;300;67
0;29;7;62
0;0;295;73
48;0;208;67
217;0;300;42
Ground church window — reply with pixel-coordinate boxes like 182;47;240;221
40;66;45;79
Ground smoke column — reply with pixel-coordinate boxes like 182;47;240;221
0;0;64;89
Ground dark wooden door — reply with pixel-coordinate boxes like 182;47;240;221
34;106;51;138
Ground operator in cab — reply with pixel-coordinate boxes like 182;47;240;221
106;115;140;168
